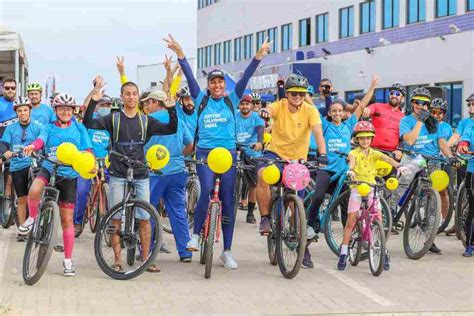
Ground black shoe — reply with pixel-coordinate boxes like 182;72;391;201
332;213;340;222
429;243;442;254
390;227;399;235
259;217;272;235
302;247;314;269
160;243;172;254
54;244;64;252
246;213;256;224
16;234;27;242
180;257;192;263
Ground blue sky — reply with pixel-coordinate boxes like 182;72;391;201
0;0;196;101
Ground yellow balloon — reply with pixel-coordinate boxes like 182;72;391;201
72;152;96;174
430;170;450;192
386;177;399;191
357;183;371;197
79;169;97;179
104;154;111;168
263;133;272;145
375;160;392;177
56;142;79;164
146;145;170;170
262;164;281;185
207;147;233;174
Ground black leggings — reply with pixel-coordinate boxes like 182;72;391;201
464;172;474;247
308;170;339;229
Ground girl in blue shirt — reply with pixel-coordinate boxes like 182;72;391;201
165;34;270;269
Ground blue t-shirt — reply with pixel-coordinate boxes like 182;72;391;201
176;102;197;139
31;103;56;126
88;129;110;159
39;121;93;178
0;96;18;137
460;123;474;172
399;114;442;157
0;121;42;172
456;118;474;136
235;111;264;158
193;91;239;150
145;110;193;176
321;115;356;173
438;121;453;141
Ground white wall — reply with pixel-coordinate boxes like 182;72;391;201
137;58;197;92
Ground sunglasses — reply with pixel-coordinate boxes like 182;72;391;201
252;101;261;104
320;85;331;90
4;86;16;91
430;109;445;116
289;91;306;97
468;102;474;107
413;100;430;107
389;90;401;96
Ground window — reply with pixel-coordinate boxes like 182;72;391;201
374;88;391;103
407;0;426;24
298;18;311;47
339;6;354;38
435;82;463;128
234;37;242;61
382;0;399;29
316;13;329;43
281;23;292;51
360;1;376;34
345;90;364;104
267;27;278;53
214;43;221;66
436;0;457;18
223;40;231;64
244;34;253;59
469;0;474;11
205;45;212;67
256;31;266;53
197;47;206;69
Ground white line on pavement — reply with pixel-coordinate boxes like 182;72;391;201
314;263;394;307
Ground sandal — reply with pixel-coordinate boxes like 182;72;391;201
146;263;161;273
112;263;123;272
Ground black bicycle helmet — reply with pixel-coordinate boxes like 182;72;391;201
411;87;431;100
390;83;406;96
111;97;122;111
284;74;309;91
466;93;474;102
98;94;112;104
177;87;191;99
430;98;448;112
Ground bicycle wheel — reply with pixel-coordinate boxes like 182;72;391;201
22;200;60;285
455;182;468;247
403;185;441;260
324;190;350;257
349;222;363;266
94;199;162;280
233;171;243;222
204;202;219;279
276;193;306;279
267;198;278;266
1;195;15;229
369;219;386;277
380;197;392;241
186;177;200;230
157;203;173;234
92;183;109;234
88;185;99;233
437;183;455;234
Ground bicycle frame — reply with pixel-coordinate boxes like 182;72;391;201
203;175;222;242
359;190;382;244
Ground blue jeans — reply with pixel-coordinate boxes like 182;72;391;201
150;172;192;258
109;176;151;220
73;177;91;225
194;148;236;250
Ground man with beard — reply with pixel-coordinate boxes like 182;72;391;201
0;78;18;138
363;83;406;159
27;82;56;126
176;87;197;135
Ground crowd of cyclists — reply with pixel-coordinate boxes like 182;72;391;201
0;35;473;281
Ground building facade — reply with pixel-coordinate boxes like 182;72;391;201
196;0;474;127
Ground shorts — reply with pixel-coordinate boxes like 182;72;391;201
243;154;258;187
348;188;381;214
109;176;151;221
256;151;285;173
36;168;77;204
11;167;30;198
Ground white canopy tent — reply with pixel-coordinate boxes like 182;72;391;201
0;27;29;96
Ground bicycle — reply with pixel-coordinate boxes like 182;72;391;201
346;179;387;276
22;152;62;285
94;151;163;280
256;156;309;279
454;153;473;247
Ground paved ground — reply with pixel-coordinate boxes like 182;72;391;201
0;210;473;316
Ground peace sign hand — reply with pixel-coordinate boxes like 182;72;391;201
163;34;185;59
256;38;272;60
116;56;125;75
163;55;172;71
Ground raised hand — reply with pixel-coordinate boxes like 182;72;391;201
91;76;106;102
116;56;125;75
370;74;379;88
163;34;185;59
256;38;272;60
163;55;172;71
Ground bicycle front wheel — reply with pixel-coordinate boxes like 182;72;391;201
204;202;219;279
267;198;278;266
455;182;468;247
158;204;173;234
438;183;455;234
233;171;243;222
1;196;15;229
22;200;59;285
186;176;200;230
403;185;441;260
380;197;392;241
276;193;306;279
94;199;162;280
349;222;362;266
324;190;350;257
369;219;386;276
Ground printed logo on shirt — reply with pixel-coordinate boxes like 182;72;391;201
203;113;227;129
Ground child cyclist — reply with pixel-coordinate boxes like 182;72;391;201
338;121;405;271
19;93;93;277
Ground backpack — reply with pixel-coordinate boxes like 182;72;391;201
111;111;148;150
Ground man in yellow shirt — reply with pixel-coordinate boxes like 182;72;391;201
256;74;327;234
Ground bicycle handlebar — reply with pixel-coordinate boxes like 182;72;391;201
109;150;148;169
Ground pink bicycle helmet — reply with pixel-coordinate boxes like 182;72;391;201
52;93;79;108
282;163;311;191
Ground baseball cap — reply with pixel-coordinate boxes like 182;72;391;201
240;95;252;103
207;69;225;81
140;90;167;102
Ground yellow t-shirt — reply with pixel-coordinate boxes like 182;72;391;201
349;147;383;184
267;99;321;160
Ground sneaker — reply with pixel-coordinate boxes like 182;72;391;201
160;243;172;254
337;254;347;271
302;247;314;269
220;250;238;270
463;246;472;257
186;234;200;251
63;259;75;277
383;254;390;271
74;224;83;237
18;217;35;236
429;243;442;254
180;256;192;263
16;234;27;242
246;212;256;224
259;217;271;234
307;226;317;240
